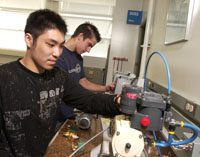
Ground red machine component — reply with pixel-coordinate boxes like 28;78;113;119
126;92;138;99
140;117;150;127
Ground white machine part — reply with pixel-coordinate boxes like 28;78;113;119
112;120;144;157
114;72;136;94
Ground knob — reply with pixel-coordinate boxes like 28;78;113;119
140;117;150;127
125;143;131;149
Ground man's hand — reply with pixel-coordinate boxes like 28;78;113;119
114;94;121;109
105;82;115;92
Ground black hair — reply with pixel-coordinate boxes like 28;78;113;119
24;9;67;43
72;22;101;42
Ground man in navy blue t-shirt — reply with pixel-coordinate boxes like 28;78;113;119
56;22;114;121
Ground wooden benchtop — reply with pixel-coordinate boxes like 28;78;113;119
45;117;176;157
45;117;102;157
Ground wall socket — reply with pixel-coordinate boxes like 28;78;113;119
185;101;196;114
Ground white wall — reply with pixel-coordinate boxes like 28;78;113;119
147;0;200;105
0;0;46;52
0;0;46;9
106;0;143;84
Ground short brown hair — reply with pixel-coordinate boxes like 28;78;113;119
72;22;101;42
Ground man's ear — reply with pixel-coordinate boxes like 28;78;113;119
24;33;33;49
77;33;84;41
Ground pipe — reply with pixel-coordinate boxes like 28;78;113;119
155;134;173;147
155;122;199;147
143;51;171;94
171;122;199;146
138;0;155;83
153;131;163;156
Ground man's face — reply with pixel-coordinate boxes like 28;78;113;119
76;35;97;55
26;29;65;72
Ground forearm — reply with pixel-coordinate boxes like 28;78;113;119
79;78;107;92
63;81;120;116
81;93;120;116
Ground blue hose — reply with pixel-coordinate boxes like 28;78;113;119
171;122;199;146
155;134;173;147
142;52;199;148
155;122;199;147
153;131;163;156
143;51;171;95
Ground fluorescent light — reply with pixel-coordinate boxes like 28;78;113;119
60;13;112;21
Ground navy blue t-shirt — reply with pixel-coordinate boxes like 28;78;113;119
56;47;85;83
56;47;85;121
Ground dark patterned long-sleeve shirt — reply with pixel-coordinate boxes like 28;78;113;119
0;60;120;156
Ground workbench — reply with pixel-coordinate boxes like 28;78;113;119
45;117;102;157
45;117;176;157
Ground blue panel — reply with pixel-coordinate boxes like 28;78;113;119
127;10;143;25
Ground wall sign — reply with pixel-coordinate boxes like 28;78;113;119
127;10;143;25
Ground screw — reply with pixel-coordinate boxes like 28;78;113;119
125;143;131;149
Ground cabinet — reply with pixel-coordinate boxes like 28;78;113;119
84;67;106;85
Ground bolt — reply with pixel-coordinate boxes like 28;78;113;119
125;143;131;149
139;134;143;139
116;131;120;136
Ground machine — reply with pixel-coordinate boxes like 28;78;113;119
70;52;199;157
96;52;199;157
113;71;136;95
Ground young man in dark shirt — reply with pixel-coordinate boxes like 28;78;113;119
56;22;115;121
0;9;120;157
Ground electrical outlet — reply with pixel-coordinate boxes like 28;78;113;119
185;101;196;115
185;102;190;111
189;104;194;112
